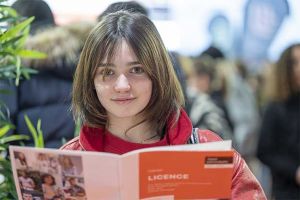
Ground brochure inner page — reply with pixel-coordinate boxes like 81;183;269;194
10;146;120;200
119;153;139;200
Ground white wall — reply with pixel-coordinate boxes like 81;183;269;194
9;0;300;61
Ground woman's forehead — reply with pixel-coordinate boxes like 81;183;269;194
100;40;137;63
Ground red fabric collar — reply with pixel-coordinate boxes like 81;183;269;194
79;109;193;152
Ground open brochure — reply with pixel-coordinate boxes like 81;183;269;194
10;140;234;200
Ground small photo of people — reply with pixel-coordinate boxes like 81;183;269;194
13;150;86;200
35;153;61;174
17;169;43;200
14;151;28;169
58;155;83;177
41;173;63;200
63;177;86;200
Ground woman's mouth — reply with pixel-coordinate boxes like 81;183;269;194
112;97;136;104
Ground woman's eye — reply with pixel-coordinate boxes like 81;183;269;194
131;66;144;74
100;68;114;76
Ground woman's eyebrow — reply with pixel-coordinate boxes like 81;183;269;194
98;63;114;67
98;61;141;67
127;61;141;66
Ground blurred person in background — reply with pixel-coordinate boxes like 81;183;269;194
199;46;235;133
220;60;260;159
0;0;56;127
257;43;300;199
15;22;93;148
11;0;55;34
205;13;234;58
1;0;94;148
195;47;260;154
187;56;233;140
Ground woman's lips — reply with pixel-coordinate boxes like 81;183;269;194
112;97;136;104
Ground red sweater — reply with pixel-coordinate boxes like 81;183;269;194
75;109;193;154
61;109;267;199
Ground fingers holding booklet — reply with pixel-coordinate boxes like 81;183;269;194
10;140;233;200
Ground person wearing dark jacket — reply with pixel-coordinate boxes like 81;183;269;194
187;57;233;140
2;0;95;149
11;0;55;34
21;22;92;148
2;21;93;148
257;43;300;199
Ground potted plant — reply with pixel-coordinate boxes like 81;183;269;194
0;1;46;198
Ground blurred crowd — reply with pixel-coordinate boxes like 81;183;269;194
1;0;299;199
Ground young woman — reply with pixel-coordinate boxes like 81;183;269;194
257;43;300;199
61;11;266;199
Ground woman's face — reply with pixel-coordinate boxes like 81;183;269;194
94;40;152;122
292;46;300;90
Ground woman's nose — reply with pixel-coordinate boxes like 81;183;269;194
114;74;131;92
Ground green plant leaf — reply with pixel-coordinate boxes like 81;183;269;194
16;49;47;59
15;26;30;48
0;5;18;17
0;17;34;41
0;3;43;198
0;66;15;72
0;50;14;56
37;119;44;148
21;67;38;80
24;115;45;148
1;35;23;49
0;125;10;138
24;115;38;145
0;16;17;24
0;134;29;144
14;56;21;86
0;72;16;79
20;67;38;74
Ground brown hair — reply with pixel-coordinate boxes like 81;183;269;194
268;43;300;102
72;11;184;135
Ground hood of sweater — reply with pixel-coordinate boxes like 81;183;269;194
78;108;193;152
22;22;94;79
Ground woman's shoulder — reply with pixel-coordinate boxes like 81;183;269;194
60;137;83;151
197;129;223;143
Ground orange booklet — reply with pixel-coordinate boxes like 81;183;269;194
10;140;233;200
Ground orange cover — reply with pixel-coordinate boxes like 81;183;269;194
139;151;234;199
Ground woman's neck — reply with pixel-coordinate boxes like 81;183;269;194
107;116;159;144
